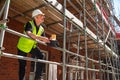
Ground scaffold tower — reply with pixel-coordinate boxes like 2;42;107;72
0;0;120;80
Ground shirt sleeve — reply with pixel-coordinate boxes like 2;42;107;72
24;22;32;32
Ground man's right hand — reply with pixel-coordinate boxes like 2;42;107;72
37;36;50;43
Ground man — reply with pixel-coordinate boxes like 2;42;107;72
17;9;50;80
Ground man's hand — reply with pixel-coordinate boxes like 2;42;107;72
37;36;50;43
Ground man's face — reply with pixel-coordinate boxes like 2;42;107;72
35;14;45;25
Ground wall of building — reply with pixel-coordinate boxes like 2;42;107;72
0;18;23;80
0;18;62;80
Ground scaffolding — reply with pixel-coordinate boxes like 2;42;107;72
0;0;120;80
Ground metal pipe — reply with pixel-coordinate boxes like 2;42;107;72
5;28;46;44
0;0;10;49
94;1;102;80
0;1;6;18
104;29;111;43
83;0;88;80
75;31;80;80
110;32;117;80
62;0;67;79
1;52;101;72
1;52;61;65
66;64;99;72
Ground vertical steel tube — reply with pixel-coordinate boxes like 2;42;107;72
75;31;80;80
83;0;88;80
95;1;102;80
0;1;6;18
110;33;115;80
63;0;67;80
100;0;108;80
116;47;120;80
0;0;10;49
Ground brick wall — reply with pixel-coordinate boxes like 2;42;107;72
0;18;62;80
0;18;23;80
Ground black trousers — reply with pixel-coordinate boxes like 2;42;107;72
18;47;45;80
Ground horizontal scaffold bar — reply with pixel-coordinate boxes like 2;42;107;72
1;52;100;72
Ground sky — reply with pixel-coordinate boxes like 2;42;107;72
114;0;120;18
113;0;120;32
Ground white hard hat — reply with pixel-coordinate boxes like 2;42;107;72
32;9;45;18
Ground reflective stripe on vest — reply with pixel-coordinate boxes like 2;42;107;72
17;20;44;53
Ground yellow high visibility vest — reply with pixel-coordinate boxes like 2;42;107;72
17;20;44;53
